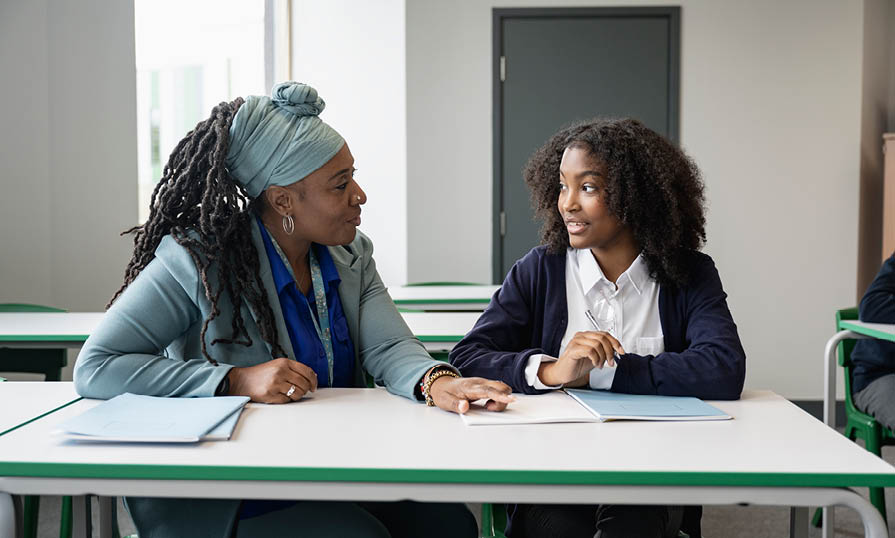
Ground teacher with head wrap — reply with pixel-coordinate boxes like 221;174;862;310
74;82;512;537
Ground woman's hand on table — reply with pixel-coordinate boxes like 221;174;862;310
227;358;318;403
539;331;625;387
429;376;515;414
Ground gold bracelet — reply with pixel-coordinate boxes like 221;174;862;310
422;367;460;407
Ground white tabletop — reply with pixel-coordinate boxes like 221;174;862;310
839;319;895;341
0;388;892;489
389;285;498;305
0;382;79;434
400;312;479;344
0;313;103;346
0;311;478;347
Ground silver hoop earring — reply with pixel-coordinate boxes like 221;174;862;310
282;214;295;235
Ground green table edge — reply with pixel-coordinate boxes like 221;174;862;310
0;462;893;488
416;335;464;342
839;320;895;342
393;299;490;305
0;335;89;342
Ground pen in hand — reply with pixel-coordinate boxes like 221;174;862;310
584;309;622;366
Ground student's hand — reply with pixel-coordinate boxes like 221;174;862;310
539;331;625;387
227;358;318;404
428;376;515;414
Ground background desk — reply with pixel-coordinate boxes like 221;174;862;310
0;313;102;349
399;311;478;352
0;311;480;354
389;285;498;311
1;388;893;538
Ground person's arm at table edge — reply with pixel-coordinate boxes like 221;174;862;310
450;249;556;395
610;253;746;400
860;252;895;323
74;245;232;399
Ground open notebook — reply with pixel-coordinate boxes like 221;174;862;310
461;389;730;425
56;393;250;442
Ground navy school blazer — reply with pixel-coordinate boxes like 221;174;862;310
450;246;746;399
851;251;895;394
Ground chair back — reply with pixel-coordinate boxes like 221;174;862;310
836;307;861;416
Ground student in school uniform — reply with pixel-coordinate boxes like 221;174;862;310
74;82;513;538
450;118;746;538
851;252;895;430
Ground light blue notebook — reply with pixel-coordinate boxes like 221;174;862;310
58;393;250;442
565;389;731;422
201;408;244;441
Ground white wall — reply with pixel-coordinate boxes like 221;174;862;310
46;1;138;311
0;0;137;381
0;1;53;307
857;0;892;292
405;0;870;399
0;0;137;312
290;0;407;286
891;1;895;132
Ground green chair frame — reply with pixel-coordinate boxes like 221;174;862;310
836;307;895;522
813;307;895;527
480;503;508;538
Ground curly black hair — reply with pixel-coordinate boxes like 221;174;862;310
523;118;706;288
110;98;287;365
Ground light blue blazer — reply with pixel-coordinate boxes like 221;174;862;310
75;220;441;400
73;219;446;536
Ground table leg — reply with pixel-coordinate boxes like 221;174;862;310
0;493;16;538
821;330;865;538
98;496;115;538
789;506;808;538
821;507;833;538
71;495;92;538
814;487;887;538
823;330;860;428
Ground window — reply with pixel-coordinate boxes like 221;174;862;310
134;0;266;222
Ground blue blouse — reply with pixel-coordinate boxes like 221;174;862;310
257;219;355;387
244;221;358;520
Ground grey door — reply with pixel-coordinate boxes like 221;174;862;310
493;7;680;282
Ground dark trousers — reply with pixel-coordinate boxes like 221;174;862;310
128;497;478;537
234;500;478;538
510;503;683;538
854;373;895;432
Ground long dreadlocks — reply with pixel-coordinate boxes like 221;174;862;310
110;98;287;365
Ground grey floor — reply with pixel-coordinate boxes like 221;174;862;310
26;445;895;537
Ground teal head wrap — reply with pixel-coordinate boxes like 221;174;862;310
226;82;345;198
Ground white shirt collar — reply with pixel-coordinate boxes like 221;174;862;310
573;248;649;296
